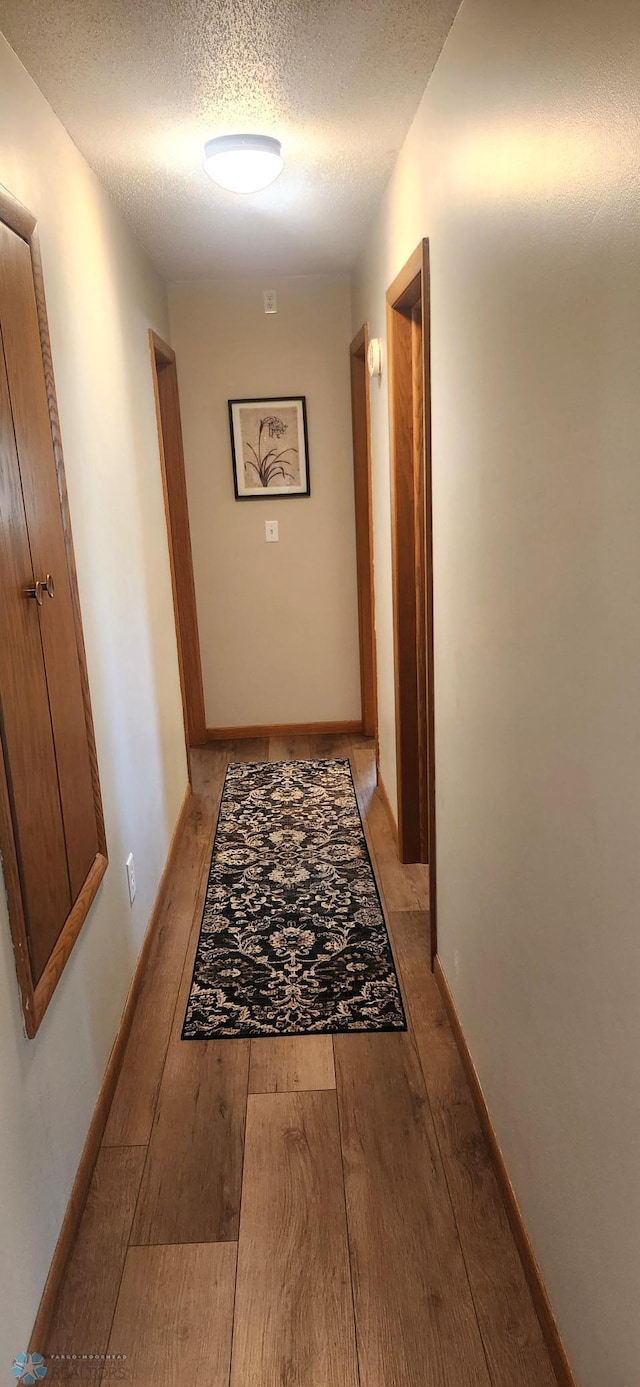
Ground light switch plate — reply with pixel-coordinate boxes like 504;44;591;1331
265;520;279;543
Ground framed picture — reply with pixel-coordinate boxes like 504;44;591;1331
228;396;310;499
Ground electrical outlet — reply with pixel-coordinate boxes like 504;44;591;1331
126;852;136;904
265;520;279;543
263;289;277;314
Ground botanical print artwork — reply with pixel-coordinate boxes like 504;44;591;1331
182;758;407;1038
242;405;300;489
229;396;310;498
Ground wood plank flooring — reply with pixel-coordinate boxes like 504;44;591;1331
231;1090;358;1387
41;735;557;1387
335;1030;492;1387
248;1034;336;1093
44;1147;146;1357
108;1243;236;1386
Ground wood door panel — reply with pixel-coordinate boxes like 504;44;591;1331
0;189;107;1035
0;327;70;978
0;222;98;900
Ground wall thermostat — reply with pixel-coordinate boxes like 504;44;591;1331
367;337;383;378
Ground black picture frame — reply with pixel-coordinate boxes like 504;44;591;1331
228;396;310;500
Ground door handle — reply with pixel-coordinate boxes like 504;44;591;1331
25;574;54;605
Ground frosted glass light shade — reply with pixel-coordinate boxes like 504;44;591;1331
204;135;284;193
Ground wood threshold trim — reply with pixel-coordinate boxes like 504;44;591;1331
204;720;363;741
433;956;577;1387
29;782;192;1351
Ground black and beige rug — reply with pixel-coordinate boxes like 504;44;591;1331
182;758;406;1039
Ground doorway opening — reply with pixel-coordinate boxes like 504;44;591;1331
149;331;206;763
349;325;378;741
386;240;436;955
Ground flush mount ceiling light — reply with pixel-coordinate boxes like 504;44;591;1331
204;134;284;194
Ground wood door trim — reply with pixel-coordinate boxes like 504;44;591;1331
350;323;366;357
0;182;108;1036
386;250;426;861
150;332;176;367
33;852;108;1029
422;243;437;963
387;238;437;958
0;183;36;242
349;323;378;742
149;330;206;755
376;774;398;842
387;242;424;312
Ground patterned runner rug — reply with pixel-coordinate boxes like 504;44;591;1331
182;758;406;1038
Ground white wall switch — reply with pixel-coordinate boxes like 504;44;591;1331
126;852;136;904
265;520;279;543
263;289;277;314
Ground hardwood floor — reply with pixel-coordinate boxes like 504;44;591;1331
44;1147;146;1357
248;1034;336;1093
335;1030;492;1386
108;1242;236;1386
231;1090;358;1387
41;735;557;1387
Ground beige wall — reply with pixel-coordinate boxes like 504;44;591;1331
352;1;640;1382
168;275;361;730
0;36;187;1362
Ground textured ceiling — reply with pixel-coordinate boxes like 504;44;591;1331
0;0;459;280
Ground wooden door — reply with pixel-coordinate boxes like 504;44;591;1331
349;327;378;740
149;331;206;754
0;326;71;978
386;240;437;958
0;185;107;1035
0;222;98;898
